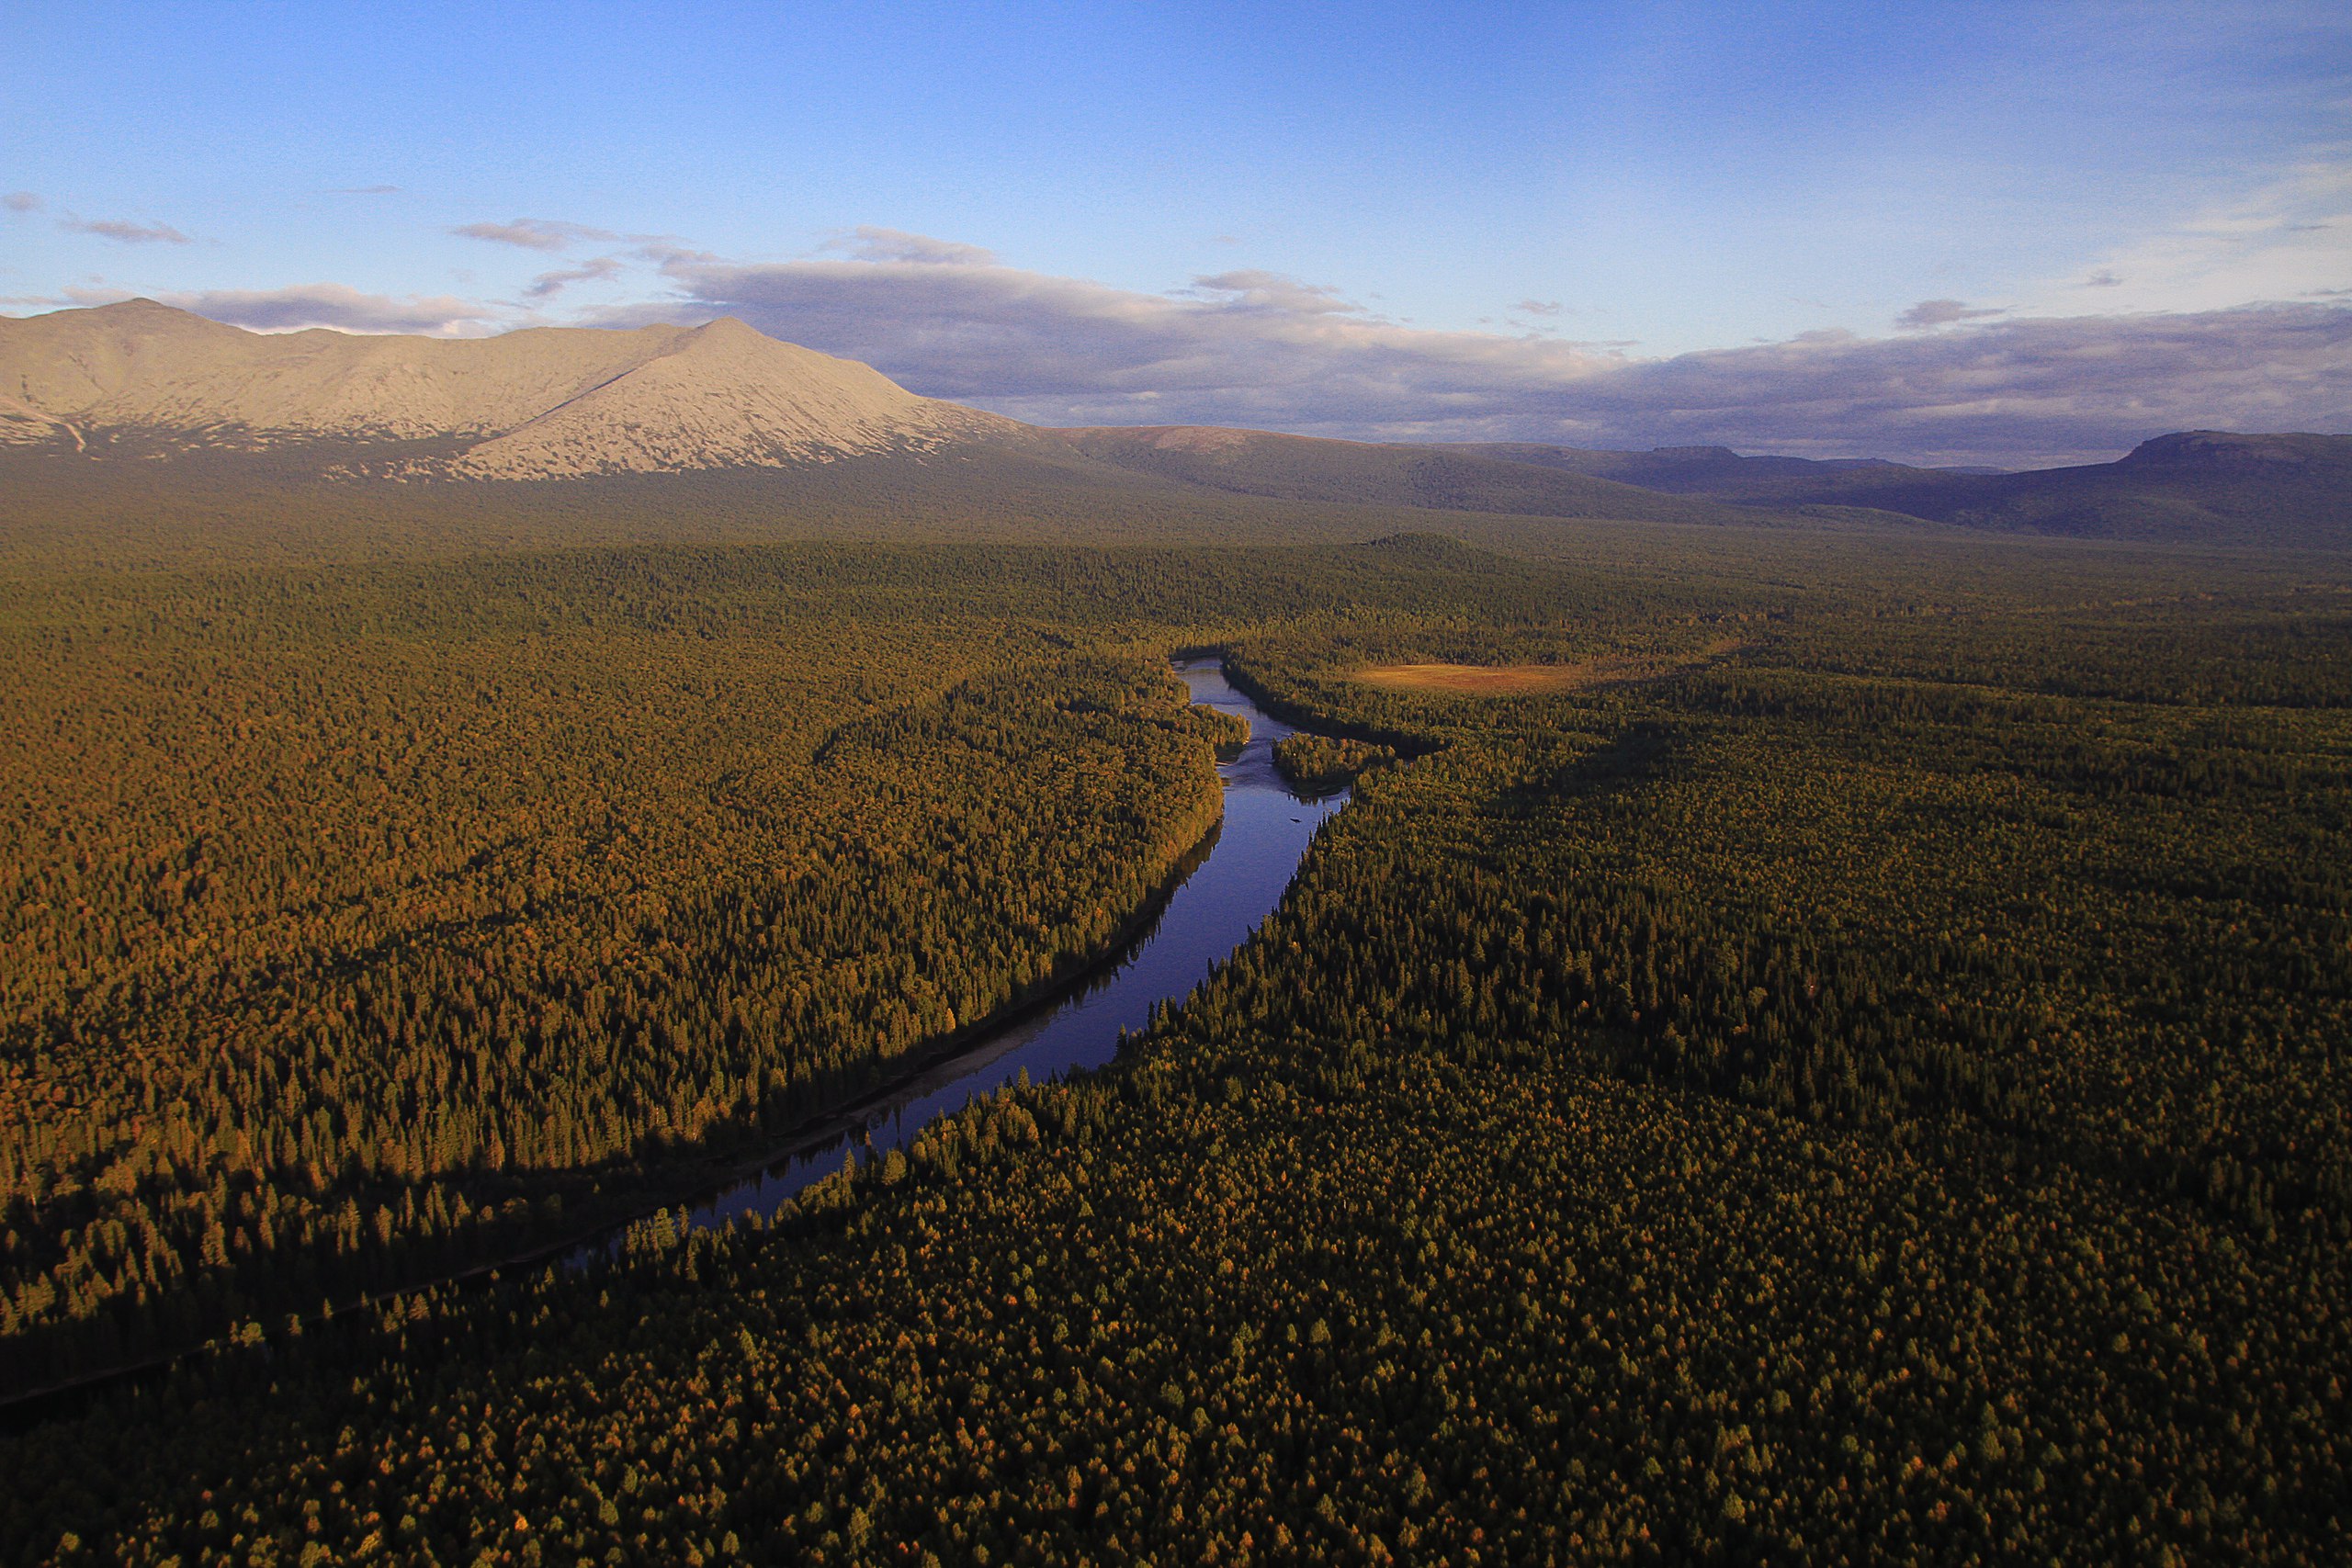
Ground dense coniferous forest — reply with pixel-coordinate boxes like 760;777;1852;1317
1;519;2347;1564
0;547;1301;1392
1270;736;1397;795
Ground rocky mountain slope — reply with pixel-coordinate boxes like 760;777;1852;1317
0;299;1028;477
0;304;1797;526
1452;442;1937;497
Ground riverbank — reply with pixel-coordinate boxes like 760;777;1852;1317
3;657;1348;1424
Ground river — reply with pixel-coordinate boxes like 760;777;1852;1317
625;656;1348;1245
0;657;1350;1423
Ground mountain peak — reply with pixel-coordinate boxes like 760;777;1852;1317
2120;430;2343;470
0;301;1028;476
685;315;766;343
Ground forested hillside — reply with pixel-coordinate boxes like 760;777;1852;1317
0;548;1300;1394
1056;428;1761;528
0;539;1719;1396
1;532;2346;1564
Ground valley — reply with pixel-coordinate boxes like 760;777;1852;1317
0;302;2346;1566
10;6;2350;1562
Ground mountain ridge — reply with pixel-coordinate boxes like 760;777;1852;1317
4;302;2345;548
1446;430;2352;547
0;300;1031;476
1051;424;1761;528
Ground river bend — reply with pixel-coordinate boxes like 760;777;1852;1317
645;657;1346;1242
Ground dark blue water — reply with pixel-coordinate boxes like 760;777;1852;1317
656;659;1346;1239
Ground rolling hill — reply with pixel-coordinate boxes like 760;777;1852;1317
1051;425;1771;527
1453;432;2352;548
1453;441;1928;496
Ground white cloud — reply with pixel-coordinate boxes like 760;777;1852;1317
2020;162;2352;317
451;218;619;252
149;283;501;335
1189;270;1365;316
4;191;42;214
1897;299;2007;330
821;227;998;266
525;255;626;299
62;216;193;244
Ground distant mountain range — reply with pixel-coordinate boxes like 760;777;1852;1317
1446;433;2352;547
5;301;2346;549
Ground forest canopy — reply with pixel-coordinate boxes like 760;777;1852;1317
1;522;2347;1565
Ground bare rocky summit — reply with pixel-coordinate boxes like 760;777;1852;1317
0;300;1026;477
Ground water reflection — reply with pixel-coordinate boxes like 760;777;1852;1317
617;658;1345;1246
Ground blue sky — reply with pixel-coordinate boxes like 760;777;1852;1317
6;2;2348;463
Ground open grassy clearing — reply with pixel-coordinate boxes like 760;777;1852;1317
1355;639;1747;696
1357;660;1600;694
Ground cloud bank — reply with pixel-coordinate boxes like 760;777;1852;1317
85;214;2346;468
144;284;499;335
1566;308;2350;467
595;237;2350;467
